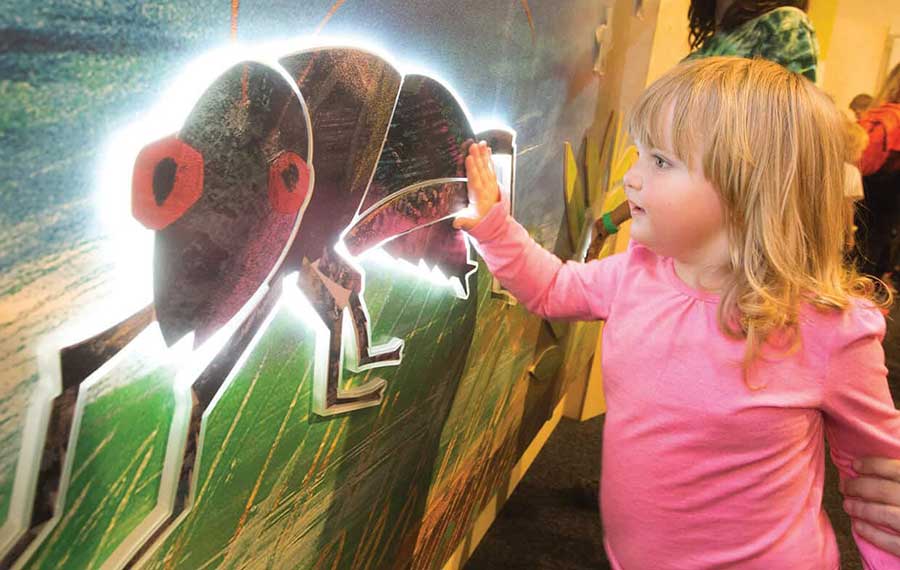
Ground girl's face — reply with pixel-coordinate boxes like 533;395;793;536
623;137;729;269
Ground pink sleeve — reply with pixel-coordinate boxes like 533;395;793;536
466;201;626;320
820;308;900;569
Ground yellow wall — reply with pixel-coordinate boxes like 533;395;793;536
808;0;839;62
819;0;900;109
645;0;692;85
590;0;662;130
565;0;665;420
636;0;900;111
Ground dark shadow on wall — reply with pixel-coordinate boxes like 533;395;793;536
513;124;605;460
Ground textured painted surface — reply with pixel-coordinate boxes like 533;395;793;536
1;1;608;568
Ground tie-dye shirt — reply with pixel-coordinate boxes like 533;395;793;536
685;6;818;81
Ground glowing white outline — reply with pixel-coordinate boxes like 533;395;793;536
126;277;287;570
8;324;193;570
282;270;399;417
280;43;407;417
345;177;478;302
104;58;317;570
3;38;518;570
4;56;315;570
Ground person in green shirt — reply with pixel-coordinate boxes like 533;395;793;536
685;0;817;81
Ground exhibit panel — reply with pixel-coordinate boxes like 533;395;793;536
0;2;613;568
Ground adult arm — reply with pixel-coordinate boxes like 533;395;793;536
821;308;900;568
843;457;900;556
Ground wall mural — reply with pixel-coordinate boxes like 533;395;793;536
1;2;608;569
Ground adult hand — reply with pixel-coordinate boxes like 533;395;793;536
842;457;900;554
453;141;500;231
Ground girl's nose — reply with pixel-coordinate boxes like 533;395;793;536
623;166;641;192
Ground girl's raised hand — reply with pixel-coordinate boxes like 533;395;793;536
453;140;500;231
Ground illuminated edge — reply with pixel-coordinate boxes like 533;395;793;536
104;59;317;570
3;58;315;570
344;176;479;301
125;278;285;570
2;40;518;569
487;151;518;304
296;44;404;418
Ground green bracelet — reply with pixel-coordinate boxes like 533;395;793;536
601;211;619;235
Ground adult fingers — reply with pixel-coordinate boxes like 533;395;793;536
855;458;900;480
844;475;900;504
852;519;900;555
844;499;900;534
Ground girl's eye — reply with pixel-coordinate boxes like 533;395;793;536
653;155;669;169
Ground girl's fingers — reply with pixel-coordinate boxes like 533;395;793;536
468;145;494;189
457;141;502;233
452;216;479;231
479;141;494;174
466;154;483;190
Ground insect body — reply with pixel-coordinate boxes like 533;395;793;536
7;46;514;569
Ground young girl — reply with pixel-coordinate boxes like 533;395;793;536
454;57;900;568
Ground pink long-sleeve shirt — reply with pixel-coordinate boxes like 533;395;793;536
467;201;900;569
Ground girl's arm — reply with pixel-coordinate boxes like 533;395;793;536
454;142;626;320
820;307;900;566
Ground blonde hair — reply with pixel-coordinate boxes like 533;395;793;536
628;57;889;380
843;119;868;164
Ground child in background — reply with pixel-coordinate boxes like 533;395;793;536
857;62;900;291
842;114;868;250
454;58;900;569
851;93;874;120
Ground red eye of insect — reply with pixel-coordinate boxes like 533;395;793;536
132;135;204;230
268;151;311;214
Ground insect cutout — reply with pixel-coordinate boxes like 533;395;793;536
5;47;515;569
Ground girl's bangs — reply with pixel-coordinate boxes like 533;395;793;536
627;66;712;167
